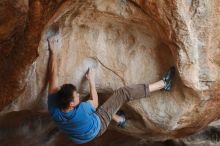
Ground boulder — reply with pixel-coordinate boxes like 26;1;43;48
0;0;220;143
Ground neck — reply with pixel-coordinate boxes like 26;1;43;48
61;106;74;112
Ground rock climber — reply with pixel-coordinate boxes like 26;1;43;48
47;35;175;144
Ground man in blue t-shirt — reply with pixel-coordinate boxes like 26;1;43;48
47;36;175;144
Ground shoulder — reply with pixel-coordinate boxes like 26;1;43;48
80;101;93;107
80;101;96;112
47;93;59;115
48;93;58;102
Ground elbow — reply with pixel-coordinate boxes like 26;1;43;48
94;104;98;109
94;99;98;108
93;97;99;108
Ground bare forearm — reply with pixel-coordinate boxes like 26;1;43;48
47;36;60;94
89;81;98;107
48;53;58;93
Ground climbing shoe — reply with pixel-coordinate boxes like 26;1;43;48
162;66;175;91
117;111;126;128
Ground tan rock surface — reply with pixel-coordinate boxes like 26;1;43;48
0;0;220;143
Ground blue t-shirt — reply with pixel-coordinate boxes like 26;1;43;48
47;93;101;144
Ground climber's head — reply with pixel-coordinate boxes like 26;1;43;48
56;84;80;110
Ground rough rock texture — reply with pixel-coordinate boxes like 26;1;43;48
0;0;67;110
0;0;220;145
1;110;220;146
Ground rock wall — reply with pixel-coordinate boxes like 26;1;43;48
0;0;220;144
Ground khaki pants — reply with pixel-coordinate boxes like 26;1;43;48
96;84;150;136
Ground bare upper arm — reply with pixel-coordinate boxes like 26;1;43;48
88;99;98;109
